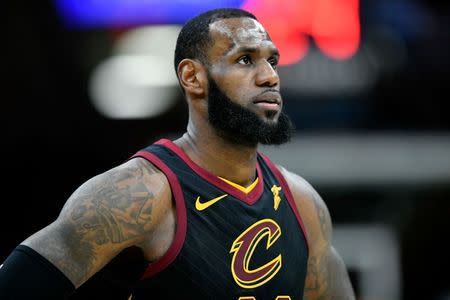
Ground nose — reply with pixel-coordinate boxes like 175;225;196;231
255;61;279;87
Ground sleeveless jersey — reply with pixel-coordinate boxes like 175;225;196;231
129;139;309;300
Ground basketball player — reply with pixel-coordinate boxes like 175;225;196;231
0;8;355;300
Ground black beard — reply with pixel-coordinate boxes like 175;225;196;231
207;76;295;147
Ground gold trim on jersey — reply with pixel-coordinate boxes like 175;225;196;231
218;177;259;194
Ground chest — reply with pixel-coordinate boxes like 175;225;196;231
136;174;308;300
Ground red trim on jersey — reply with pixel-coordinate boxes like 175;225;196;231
131;151;188;280
259;153;310;253
155;139;264;205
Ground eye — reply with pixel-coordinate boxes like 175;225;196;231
268;57;278;69
237;55;252;65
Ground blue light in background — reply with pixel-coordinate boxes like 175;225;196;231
55;0;246;28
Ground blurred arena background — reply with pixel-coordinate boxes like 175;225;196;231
3;0;450;299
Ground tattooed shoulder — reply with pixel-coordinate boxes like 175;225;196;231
21;158;170;286
60;157;168;244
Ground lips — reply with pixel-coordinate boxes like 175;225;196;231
252;91;282;109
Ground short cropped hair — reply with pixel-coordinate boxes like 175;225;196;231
174;8;257;73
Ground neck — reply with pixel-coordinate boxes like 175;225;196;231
174;121;258;187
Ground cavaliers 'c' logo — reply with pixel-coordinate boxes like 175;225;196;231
230;219;282;289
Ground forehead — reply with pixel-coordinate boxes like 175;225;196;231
208;17;274;57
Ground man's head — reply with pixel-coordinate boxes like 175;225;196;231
175;8;294;146
174;8;257;72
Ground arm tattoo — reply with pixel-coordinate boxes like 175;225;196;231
305;250;350;300
310;191;331;242
69;159;157;245
304;192;355;300
29;159;162;285
304;254;329;297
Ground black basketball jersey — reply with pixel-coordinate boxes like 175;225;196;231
128;139;309;300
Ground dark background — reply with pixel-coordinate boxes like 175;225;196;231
3;1;450;299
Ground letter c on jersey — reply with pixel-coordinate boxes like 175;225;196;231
230;219;282;289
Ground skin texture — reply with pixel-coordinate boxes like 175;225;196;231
281;169;355;299
21;16;355;299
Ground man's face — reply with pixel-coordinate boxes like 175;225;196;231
205;17;294;146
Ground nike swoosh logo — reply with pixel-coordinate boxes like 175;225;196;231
195;194;228;211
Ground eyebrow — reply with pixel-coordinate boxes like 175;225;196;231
227;45;280;57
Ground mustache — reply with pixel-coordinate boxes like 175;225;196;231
257;88;281;97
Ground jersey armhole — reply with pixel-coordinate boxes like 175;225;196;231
259;153;310;254
131;151;188;280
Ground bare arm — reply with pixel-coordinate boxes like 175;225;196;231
21;157;170;288
281;168;355;300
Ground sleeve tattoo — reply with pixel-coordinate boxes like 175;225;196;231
24;159;161;286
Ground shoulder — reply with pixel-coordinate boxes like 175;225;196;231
278;165;328;216
21;157;174;287
85;156;169;195
58;156;173;243
81;156;169;199
277;165;332;248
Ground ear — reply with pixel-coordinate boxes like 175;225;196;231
177;59;207;96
